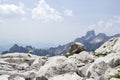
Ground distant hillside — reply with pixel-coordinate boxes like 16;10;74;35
2;30;120;56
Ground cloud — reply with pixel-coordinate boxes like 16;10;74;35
0;3;26;17
0;0;8;2
88;16;120;34
32;0;63;22
114;16;120;23
0;19;4;24
64;10;73;16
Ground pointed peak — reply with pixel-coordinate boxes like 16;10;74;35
13;44;19;47
86;30;95;36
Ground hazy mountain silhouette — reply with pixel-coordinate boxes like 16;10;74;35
2;30;120;56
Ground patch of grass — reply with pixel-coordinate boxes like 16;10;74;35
94;53;107;57
94;51;112;57
109;73;120;80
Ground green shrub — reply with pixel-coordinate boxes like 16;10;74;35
109;73;120;80
95;53;107;57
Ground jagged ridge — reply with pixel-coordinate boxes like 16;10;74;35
2;30;120;56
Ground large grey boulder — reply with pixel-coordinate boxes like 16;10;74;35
86;60;110;79
0;75;9;80
0;53;48;80
48;72;83;80
77;63;91;77
36;56;77;78
69;42;85;54
68;51;96;67
66;42;85;57
103;66;120;80
30;57;47;71
93;52;120;68
95;37;120;56
85;52;120;79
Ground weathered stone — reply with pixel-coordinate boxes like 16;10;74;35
86;61;110;79
95;37;120;56
36;56;77;78
69;51;96;67
66;42;85;57
69;42;85;53
36;76;48;80
49;72;82;80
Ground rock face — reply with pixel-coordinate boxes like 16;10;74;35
95;37;120;55
36;56;77;78
86;60;110;79
66;42;85;57
69;42;85;54
0;53;48;80
68;51;96;67
0;37;120;80
49;72;82;80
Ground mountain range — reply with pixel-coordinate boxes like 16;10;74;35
0;37;120;80
2;30;120;56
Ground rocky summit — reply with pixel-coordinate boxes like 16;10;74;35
0;37;120;80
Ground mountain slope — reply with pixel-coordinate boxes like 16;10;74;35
0;37;120;80
2;30;120;56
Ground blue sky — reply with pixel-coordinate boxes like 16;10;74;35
0;0;120;46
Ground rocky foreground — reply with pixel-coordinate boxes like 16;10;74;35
0;37;120;80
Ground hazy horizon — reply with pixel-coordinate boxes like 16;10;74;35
0;0;120;46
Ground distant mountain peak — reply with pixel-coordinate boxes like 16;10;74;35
86;30;95;37
13;44;19;47
83;30;96;41
2;30;120;56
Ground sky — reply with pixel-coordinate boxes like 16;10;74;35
0;0;120;47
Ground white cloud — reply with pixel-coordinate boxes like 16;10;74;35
87;16;120;34
0;0;8;2
97;20;104;27
0;3;26;16
32;0;63;22
64;10;73;16
88;24;96;30
114;16;120;23
0;19;4;24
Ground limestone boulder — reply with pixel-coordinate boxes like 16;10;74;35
86;60;110;79
68;51;96;67
95;37;120;56
36;56;77;78
48;72;82;80
66;42;85;57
